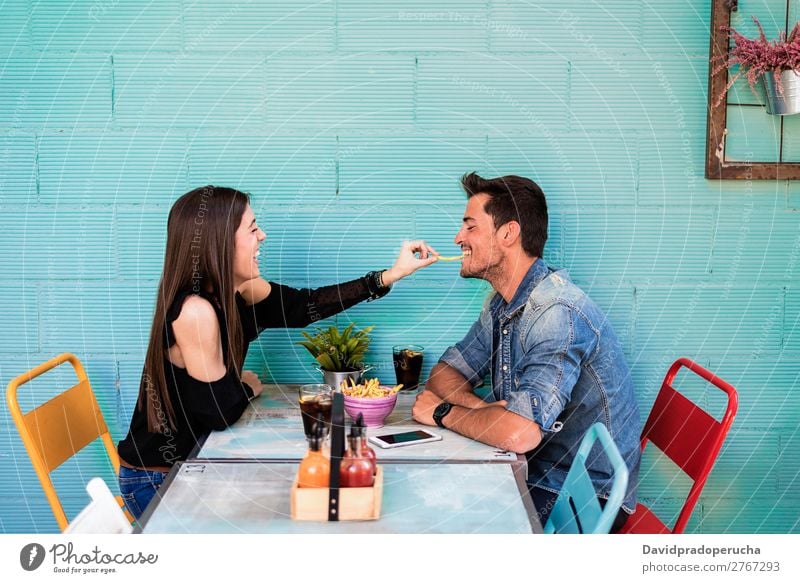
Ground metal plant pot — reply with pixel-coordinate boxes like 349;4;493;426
763;69;800;115
319;366;371;391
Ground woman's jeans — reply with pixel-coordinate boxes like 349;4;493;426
118;466;167;520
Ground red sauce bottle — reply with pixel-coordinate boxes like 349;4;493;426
340;424;374;488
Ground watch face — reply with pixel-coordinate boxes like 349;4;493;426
434;402;451;420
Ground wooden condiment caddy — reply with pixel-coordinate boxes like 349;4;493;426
290;392;383;521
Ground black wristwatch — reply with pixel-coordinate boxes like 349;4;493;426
433;402;453;428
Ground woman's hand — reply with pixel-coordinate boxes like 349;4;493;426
241;370;264;398
382;240;439;285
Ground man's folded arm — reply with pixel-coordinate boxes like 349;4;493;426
431;303;595;454
430;307;495;408
439;404;543;454
425;362;489;409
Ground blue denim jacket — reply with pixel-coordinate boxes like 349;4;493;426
440;259;641;513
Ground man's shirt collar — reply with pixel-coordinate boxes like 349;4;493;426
491;257;552;318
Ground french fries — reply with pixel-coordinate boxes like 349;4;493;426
437;254;465;261
340;377;403;397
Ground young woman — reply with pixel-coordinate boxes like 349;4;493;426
117;185;438;518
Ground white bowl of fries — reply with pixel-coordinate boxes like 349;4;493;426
341;378;402;428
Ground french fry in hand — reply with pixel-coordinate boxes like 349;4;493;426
437;254;465;261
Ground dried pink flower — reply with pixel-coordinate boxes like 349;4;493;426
712;16;800;108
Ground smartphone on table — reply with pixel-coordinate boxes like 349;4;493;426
368;429;442;449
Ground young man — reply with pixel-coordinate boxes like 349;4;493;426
413;173;641;532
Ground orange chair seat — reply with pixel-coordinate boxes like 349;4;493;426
619;503;670;534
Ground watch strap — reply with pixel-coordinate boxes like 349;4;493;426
433;402;452;428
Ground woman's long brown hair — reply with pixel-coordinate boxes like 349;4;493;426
138;186;249;432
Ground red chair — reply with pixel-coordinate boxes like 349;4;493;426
619;358;738;534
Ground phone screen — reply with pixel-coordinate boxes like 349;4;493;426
377;430;435;444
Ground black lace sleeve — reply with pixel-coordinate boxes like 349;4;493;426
247;273;390;330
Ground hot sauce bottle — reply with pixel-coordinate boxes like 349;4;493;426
355;413;377;475
340;423;374;488
298;419;330;488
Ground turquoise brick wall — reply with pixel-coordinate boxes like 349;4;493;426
1;0;798;534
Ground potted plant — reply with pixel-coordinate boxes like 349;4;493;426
713;16;800;115
298;322;374;390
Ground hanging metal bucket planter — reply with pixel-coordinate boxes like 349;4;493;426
763;69;800;115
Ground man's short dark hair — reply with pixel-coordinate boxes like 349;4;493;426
460;172;548;258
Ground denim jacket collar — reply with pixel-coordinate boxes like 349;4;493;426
490;257;552;319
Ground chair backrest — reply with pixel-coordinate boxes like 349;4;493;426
544;422;629;534
641;357;738;533
64;478;133;534
6;353;121;531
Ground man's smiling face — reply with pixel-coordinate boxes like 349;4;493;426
454;193;504;280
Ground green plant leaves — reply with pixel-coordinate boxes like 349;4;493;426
296;322;373;371
297;339;320;357
316;352;337;371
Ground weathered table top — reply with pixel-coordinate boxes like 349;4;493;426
138;460;539;534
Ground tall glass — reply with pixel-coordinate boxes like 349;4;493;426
298;384;333;437
392;345;424;391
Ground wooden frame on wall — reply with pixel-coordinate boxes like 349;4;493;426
706;0;800;179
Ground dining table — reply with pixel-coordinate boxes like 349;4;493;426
136;385;543;534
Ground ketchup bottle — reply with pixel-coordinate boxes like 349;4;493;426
355;413;377;475
340;423;374;488
298;419;330;488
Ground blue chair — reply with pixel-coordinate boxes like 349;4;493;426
544;422;629;534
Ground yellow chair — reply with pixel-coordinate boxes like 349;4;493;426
6;352;130;531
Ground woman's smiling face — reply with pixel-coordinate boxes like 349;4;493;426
233;204;266;286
